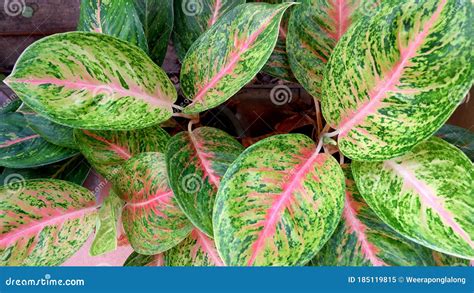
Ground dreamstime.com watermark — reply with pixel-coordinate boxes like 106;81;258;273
4;274;85;287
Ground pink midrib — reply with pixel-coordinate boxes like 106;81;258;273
189;131;220;187
9;78;172;108
247;150;325;265
94;0;103;33
208;0;222;27
193;229;224;266
0;134;40;148
125;190;173;208
343;191;387;266
330;0;350;41
337;0;447;137
386;160;474;249
83;130;131;160
0;204;97;247
190;7;284;106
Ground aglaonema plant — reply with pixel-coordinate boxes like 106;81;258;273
1;0;473;267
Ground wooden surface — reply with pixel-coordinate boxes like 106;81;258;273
0;0;472;129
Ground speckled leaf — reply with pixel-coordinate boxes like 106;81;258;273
352;137;474;259
124;251;164;266
114;152;192;255
0;113;78;168
172;0;246;61
431;251;472;266
166;127;244;236
214;134;345;266
181;2;295;114
287;0;380;98
0;179;98;266
436;124;474;161
74;127;169;181
90;191;123;256
78;0;148;52
322;0;474;160
0;155;91;186
312;164;435;266
134;0;173;65
165;228;224;266
5;32;177;130
24;112;77;149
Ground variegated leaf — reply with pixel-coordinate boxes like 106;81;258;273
181;2;295;114
5;32;177;130
436;124;474;161
0;155;91;186
287;0;380;98
172;0;246;61
74;127;169;181
124;251;165;266
214;134;345;266
114;152;192;255
165;228;224;266
431;251;472;266
352;137;474;259
0;179;98;266
90;191;123;256
78;0;148;52
322;0;474;160
166;127;244;236
0;113;78;168
24;112;77;150
134;0;173;65
312;165;435;266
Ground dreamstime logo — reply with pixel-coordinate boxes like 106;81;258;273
3;0;25;17
181;0;203;16
92;85;115;105
3;173;26;195
181;173;203;193
270;85;292;106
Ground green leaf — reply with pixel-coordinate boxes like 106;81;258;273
5;32;177;130
287;0;379;98
436;124;474;161
180;2;295;114
0;113;78;168
166;127;244;236
312;165;435;266
0;155;91;186
431;251;472;266
321;0;474;160
24;112;77;149
90;191;123;256
352;137;474;259
134;0;173;65
78;0;148;52
74;126;169;181
172;0;246;61
165;228;224;266
123;251;164;266
0;179;98;266
114;152;192;255
213;134;345;266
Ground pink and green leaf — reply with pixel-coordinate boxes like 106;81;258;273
213;134;345;266
0;113;78;168
0;179;98;266
124;251;165;266
5;32;177;130
352;137;474;259
180;2;295;114
172;0;246;61
321;0;474;160
312;164;435;266
287;0;380;98
165;228;224;266
114;152;192;255
166;127;244;237
74;127;169;181
78;0;148;52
